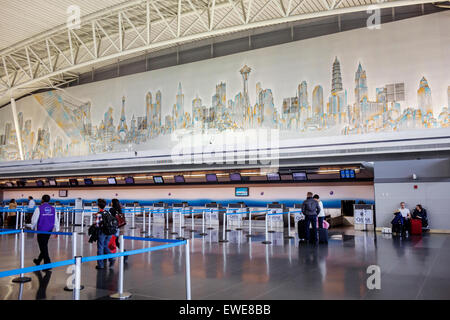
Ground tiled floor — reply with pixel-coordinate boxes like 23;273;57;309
1;224;449;300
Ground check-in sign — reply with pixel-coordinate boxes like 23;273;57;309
355;209;373;225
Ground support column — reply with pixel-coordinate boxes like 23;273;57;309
10;97;24;160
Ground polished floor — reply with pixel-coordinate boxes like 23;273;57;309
1;223;449;300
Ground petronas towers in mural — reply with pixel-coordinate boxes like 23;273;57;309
1;57;449;161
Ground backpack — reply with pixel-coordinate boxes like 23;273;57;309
110;207;126;228
100;210;118;235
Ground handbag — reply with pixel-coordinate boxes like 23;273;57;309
108;235;117;253
110;208;126;228
116;212;126;228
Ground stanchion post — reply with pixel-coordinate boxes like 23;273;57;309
285;212;295;239
111;235;132;299
199;210;207;236
185;239;191;300
148;209;152;236
207;209;214;230
177;209;187;240
236;209;243;231
219;212;228;243
79;210;85;235
268;211;276;233
142;208;146;234
15;209;19;229
262;213;271;245
19;209;24;229
72;231;77;257
165;208;169;230
130;208;136;229
73;256;82;300
89;211;93;226
246;210;253;237
12;228;31;283
171;209;178;235
190;208;196;232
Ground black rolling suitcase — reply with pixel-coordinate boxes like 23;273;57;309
297;219;307;241
318;228;328;244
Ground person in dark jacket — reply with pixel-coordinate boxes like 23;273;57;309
109;199;128;262
302;192;321;244
412;204;428;228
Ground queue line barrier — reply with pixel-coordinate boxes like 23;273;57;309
0;230;191;300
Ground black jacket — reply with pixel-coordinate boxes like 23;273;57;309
88;224;99;243
302;197;320;216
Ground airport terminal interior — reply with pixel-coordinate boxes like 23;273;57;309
0;0;449;301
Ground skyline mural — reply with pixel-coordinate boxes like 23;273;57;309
0;12;449;162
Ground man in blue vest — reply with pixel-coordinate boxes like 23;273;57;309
31;195;60;267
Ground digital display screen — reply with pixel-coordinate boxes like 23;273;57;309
340;169;356;179
153;176;164;184
107;177;117;185
267;173;281;181
174;175;185;183
292;172;307;181
16;181;26;187
59;190;68;197
84;178;94;185
69;179;79;186
48;178;57;186
125;177;135;184
229;173;241;181
235;187;249;197
206;174;218;182
36;180;44;187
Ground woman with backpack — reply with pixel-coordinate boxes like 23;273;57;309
109;199;128;262
94;198;117;270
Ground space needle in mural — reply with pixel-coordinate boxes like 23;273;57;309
0;57;449;161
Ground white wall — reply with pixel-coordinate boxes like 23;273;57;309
375;181;450;230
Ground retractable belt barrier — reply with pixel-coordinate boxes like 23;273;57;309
0;231;191;300
0;208;24;229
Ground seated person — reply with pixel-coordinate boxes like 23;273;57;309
398;202;411;234
412;204;428;228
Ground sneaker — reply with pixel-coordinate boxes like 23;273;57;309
109;260;115;268
33;259;41;266
95;265;105;270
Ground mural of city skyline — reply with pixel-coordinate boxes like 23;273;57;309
0;11;449;162
0;56;449;162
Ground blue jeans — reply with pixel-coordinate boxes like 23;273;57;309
305;215;318;243
318;217;324;229
97;232;114;268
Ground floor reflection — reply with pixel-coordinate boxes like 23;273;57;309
0;224;449;300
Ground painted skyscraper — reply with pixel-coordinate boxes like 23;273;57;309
117;96;128;143
312;85;324;116
418;77;433;115
329;57;347;118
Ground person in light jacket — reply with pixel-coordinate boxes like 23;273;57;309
313;194;325;229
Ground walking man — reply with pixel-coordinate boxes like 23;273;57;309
302;192;321;244
31;195;59;268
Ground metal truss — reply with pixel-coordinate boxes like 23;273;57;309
0;0;441;105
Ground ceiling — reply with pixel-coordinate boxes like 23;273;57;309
0;0;446;107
